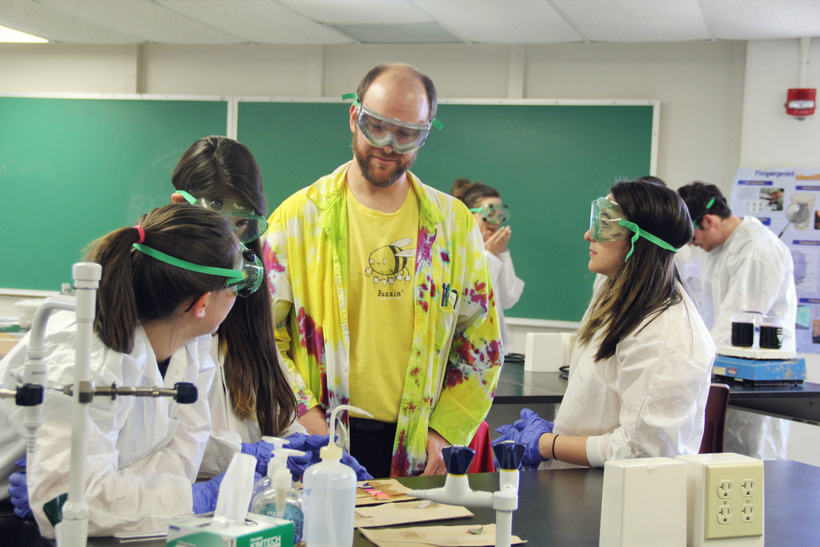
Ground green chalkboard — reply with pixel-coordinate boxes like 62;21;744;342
0;96;228;291
238;100;655;322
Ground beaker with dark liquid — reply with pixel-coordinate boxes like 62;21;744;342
760;316;783;349
731;313;757;347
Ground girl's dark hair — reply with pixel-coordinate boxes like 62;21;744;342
172;136;297;436
85;204;238;354
172;136;266;217
451;178;500;209
578;180;694;360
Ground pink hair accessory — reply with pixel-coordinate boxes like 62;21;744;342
134;224;145;244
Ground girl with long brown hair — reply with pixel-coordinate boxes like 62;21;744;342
494;180;715;468
171;136;368;480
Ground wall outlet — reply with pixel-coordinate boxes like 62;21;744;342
676;453;764;547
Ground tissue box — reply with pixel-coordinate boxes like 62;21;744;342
167;513;294;547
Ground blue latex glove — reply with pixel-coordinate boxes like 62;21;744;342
284;433;373;480
492;408;554;470
241;440;274;476
8;458;33;521
191;473;225;515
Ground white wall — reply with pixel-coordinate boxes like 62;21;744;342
741;39;820;167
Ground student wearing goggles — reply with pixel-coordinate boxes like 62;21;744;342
452;178;524;353
493;181;712;471
133;240;263;298
176;190;268;244
343;93;442;155
589;196;677;264
469;202;511;227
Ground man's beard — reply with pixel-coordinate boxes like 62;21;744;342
352;132;416;188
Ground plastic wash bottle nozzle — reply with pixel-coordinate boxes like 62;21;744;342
303;404;372;547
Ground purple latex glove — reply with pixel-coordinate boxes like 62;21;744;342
284;433;373;480
191;473;225;514
241;439;274;476
8;458;33;521
492;408;554;470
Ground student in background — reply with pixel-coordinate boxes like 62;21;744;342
494;180;714;468
678;181;796;460
170;136;369;480
591;176;703;304
0;205;251;536
451;178;524;352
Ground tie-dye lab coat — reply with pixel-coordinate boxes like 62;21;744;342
262;162;503;477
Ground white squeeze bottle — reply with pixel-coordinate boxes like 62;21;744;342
250;437;305;544
302;404;372;547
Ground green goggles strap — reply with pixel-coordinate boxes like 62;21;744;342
133;243;243;284
177;190;197;205
619;220;678;261
342;93;443;130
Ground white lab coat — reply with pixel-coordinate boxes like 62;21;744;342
675;244;705;309
196;336;304;479
0;311;215;538
701;216;797;460
553;285;715;467
486;250;525;352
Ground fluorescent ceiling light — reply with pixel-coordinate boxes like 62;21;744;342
0;25;48;43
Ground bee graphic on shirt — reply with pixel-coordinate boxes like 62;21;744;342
365;238;415;285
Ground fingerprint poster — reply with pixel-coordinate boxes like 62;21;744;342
730;168;820;353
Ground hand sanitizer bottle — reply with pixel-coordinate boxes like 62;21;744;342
302;404;372;547
250;437;305;544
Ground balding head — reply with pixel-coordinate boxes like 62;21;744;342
356;63;438;122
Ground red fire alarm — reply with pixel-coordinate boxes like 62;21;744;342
786;88;816;118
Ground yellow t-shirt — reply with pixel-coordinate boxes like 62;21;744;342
346;184;418;422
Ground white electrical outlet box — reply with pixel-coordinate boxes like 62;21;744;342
599;457;687;547
676;453;764;547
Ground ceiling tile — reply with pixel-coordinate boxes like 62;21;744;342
413;0;584;43
332;23;461;44
279;0;434;25
34;0;245;43
701;0;820;40
0;0;141;43
158;0;354;44
550;0;711;42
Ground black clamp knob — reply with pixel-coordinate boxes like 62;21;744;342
493;441;525;470
442;445;475;475
174;382;198;404
16;384;44;407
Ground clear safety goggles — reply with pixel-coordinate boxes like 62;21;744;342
590;197;677;261
343;93;442;155
469;203;510;226
133;242;263;297
177;190;268;243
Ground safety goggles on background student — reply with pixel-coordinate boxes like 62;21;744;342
133;242;263;297
589;197;677;261
343;93;443;154
176;190;268;243
469;203;511;226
